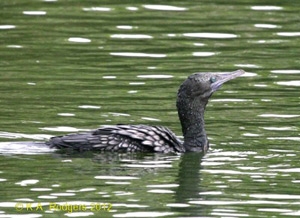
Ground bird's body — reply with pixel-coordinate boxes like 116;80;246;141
46;70;244;153
47;124;184;153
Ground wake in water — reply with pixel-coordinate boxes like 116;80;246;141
0;141;55;155
0;131;56;155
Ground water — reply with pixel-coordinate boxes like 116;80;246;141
1;0;300;217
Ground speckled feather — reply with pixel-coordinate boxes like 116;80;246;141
47;124;184;153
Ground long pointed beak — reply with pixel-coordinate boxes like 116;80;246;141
211;69;245;91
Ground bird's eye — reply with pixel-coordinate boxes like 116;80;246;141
210;76;217;83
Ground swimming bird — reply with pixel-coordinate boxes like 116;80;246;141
46;70;244;153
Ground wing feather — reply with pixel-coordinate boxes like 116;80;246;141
47;124;183;153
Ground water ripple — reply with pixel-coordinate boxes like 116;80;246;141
0;25;16;29
276;81;300;86
129;82;145;85
0;131;51;140
141;117;161;121
147;189;174;193
103;76;116;79
57;113;75;117
68;37;91;43
194;42;205;46
268;137;300;141
122;164;172;168
262;127;297;131
254;24;280;29
258;114;300;118
192;52;216;57
16;179;39;186
39;126;88;132
166;203;190;208
38;195;57;199
250;194;300;199
7;45;23;48
271;70;300;74
111;34;153;39
114;212;174;217
241;72;257;77
283;211;300;216
211;98;250;102
251;6;283;10
143;5;187;11
113;191;134;196
50;192;76;197
200;191;223;195
183;33;238;39
249;39;287;44
277;32;300;37
116;25;134;30
78;105;101;109
147;184;179;188
95;176;139;180
31;188;52;191
110;52;166;58
202;169;276;176
23;11;47;15
126;7;138;11
137;75;173;79
109;112;130;117
258;208;293;213
190;200;286;205
105;181;131;185
235;64;261;68
113;203;148;208
211;211;249;217
82;7;112;12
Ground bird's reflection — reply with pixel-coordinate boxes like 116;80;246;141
53;151;205;216
176;152;204;202
173;152;204;216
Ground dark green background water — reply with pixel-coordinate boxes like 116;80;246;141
1;0;300;217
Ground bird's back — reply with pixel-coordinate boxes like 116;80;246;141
46;124;184;153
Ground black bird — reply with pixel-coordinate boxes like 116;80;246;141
46;70;244;153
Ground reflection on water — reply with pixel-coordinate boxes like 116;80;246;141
68;37;91;43
1;0;300;217
276;81;300;86
0;25;16;29
110;52;166;58
251;6;283;11
111;34;153;39
183;33;238;39
23;11;47;15
1;148;300;217
142;5;187;11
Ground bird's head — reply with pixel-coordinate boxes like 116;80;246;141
177;69;245;103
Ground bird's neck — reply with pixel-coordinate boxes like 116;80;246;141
177;98;209;152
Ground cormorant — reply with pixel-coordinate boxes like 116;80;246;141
46;70;244;153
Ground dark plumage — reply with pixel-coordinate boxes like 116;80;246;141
46;70;244;153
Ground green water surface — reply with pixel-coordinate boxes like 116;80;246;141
1;0;300;217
